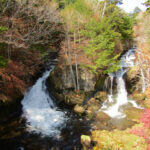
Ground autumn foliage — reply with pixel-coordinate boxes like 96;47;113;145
130;109;150;150
140;109;150;128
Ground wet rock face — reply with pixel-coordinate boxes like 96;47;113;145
132;93;146;101
74;105;85;115
64;92;85;105
48;65;108;105
124;107;144;121
85;98;101;117
81;135;91;149
95;112;110;121
49;65;96;92
125;66;141;94
94;91;107;102
47;65;98;104
95;74;107;91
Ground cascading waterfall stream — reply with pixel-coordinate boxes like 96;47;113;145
140;68;146;93
21;67;67;137
107;74;114;103
100;48;140;118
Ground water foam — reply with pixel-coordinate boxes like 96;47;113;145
21;68;67;137
101;48;141;118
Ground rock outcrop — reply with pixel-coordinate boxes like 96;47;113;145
47;65;100;104
125;66;141;94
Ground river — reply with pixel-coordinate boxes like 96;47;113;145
0;48;143;150
0;67;90;150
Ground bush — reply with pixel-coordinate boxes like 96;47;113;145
140;109;150;128
0;56;7;67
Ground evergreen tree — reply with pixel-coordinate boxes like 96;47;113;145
144;0;150;10
56;0;76;8
0;26;8;67
61;0;133;74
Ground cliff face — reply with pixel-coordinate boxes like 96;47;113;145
47;65;99;105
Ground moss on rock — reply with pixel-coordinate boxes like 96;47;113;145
91;129;147;150
94;112;110;121
94;91;107;102
132;93;146;101
74;105;85;115
124;107;144;122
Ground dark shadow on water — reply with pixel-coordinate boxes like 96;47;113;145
0;105;91;150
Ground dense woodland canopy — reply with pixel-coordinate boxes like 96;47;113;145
0;0;142;74
0;0;135;92
0;0;63;66
60;0;133;74
0;1;150;149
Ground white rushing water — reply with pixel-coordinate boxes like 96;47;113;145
101;48;140;118
140;68;146;93
21;67;67;137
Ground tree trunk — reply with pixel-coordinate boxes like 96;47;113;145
66;31;77;90
102;2;107;18
75;53;80;90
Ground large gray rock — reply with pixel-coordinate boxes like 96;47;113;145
125;66;141;94
48;65;96;91
47;65;97;103
47;65;107;107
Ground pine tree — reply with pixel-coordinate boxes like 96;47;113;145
61;0;133;74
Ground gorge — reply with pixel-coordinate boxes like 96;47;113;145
0;0;150;149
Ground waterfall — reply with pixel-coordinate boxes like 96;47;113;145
108;74;114;103
137;51;147;93
101;48;140;118
140;68;146;93
110;74;114;96
21;67;67;137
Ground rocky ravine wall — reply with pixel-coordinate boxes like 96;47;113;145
47;65;107;105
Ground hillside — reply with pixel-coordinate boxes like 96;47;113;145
0;0;63;119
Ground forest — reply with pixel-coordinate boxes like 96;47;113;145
0;0;150;149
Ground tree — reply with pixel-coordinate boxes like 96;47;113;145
82;6;133;73
56;0;76;8
0;26;8;33
133;6;141;14
0;26;8;67
144;0;150;10
144;0;150;7
60;0;133;93
107;0;123;5
130;7;141;21
0;0;62;56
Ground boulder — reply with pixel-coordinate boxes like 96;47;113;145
132;93;146;101
48;65;96;92
74;105;85;114
125;66;141;94
86;98;101;113
81;135;91;149
95;74;107;91
65;92;85;105
124;107;144;121
145;87;150;99
94;91;107;102
144;100;150;108
95;111;110;121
